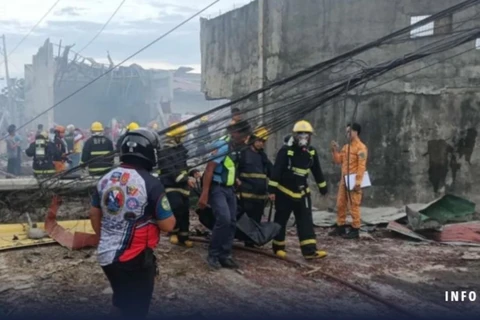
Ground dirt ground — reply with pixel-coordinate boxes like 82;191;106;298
1;223;480;318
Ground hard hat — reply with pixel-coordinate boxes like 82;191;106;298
120;128;160;168
253;126;269;141
66;124;75;132
292;120;314;133
166;122;187;138
200;116;208;122
91;121;104;132
126;122;139;131
55;125;65;134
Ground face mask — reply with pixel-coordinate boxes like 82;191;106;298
297;133;309;147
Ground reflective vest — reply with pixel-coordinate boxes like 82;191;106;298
213;137;236;187
35;138;47;160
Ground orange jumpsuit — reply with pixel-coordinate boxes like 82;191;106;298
332;137;368;229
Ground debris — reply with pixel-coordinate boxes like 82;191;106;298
102;287;113;295
313;207;407;227
0;285;13;294
235;269;245;275
303;267;322;276
407;195;476;231
434;222;480;245
461;251;480;260
386;221;429;241
14;284;33;290
166;292;177;300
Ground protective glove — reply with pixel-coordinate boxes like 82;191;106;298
319;185;328;196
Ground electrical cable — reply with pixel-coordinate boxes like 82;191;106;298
76;0;127;55
0;0;220;141
0;0;61;67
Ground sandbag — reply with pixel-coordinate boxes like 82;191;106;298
196;207;281;246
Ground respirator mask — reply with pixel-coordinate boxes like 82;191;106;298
296;133;310;147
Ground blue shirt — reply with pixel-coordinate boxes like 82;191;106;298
209;140;229;183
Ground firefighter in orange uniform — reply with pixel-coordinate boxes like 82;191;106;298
330;122;368;239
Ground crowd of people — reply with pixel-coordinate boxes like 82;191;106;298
82;108;368;318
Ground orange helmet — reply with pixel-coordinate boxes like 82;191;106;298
55;125;65;134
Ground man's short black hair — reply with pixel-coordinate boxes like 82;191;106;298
228;120;251;136
347;122;361;135
231;107;241;115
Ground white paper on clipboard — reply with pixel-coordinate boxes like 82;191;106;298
344;171;371;191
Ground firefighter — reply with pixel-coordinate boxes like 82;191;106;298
116;122;140;151
53;126;69;173
82;121;114;176
237;126;274;247
158;123;196;247
329;123;368;239
198;120;252;270
25;131;59;177
268;120;328;260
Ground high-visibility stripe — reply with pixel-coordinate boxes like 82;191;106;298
268;180;279;187
273;240;286;246
277;184;310;199
292;167;309;175
300;239;317;246
239;192;267;200
166;188;190;196
175;172;187;183
240;173;267;179
318;181;327;188
91;151;110;156
309;150;316;156
287;150;294;156
34;169;56;174
88;167;111;172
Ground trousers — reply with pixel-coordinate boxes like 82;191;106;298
272;191;317;256
208;184;237;259
166;191;190;242
336;181;362;229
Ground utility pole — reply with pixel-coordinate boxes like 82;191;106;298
2;34;14;126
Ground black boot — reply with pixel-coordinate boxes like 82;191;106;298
342;227;360;239
328;224;346;236
219;257;240;269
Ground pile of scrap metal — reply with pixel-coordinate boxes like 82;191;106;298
387;194;480;246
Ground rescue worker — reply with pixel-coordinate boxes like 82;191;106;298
231;107;242;123
158;122;196;247
64;124;84;167
82;121;114;176
116;122;140;151
198;120;252;270
64;125;75;155
196;116;211;157
237;126;274;247
25;131;59;177
330;123;368;239
89;128;176;319
268;120;328;260
284;134;292;145
53;125;69;173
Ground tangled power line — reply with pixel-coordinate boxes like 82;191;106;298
4;0;480;218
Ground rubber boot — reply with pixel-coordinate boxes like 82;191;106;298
169;234;179;245
181;240;194;248
328;224;346;237
304;250;328;260
342;228;360;239
274;250;287;259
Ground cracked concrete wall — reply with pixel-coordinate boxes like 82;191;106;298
200;0;480;207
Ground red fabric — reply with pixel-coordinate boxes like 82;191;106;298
118;224;159;262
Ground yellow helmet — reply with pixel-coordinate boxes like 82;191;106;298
253;126;269;141
200;116;208;122
91;121;104;132
126;122;139;131
166;122;187;138
292;120;313;133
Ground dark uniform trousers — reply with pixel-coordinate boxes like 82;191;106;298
166;189;191;242
209;184;237;259
238;198;265;224
272;191;317;256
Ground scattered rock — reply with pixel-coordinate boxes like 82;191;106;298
461;252;480;260
166;292;177;300
102;287;113;294
0;285;13;294
14;284;33;290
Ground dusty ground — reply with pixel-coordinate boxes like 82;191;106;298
1;222;480;318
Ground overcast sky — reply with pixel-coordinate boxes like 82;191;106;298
0;0;251;80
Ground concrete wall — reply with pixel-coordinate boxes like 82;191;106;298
24;39;55;130
200;0;480;207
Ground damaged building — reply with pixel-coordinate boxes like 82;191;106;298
200;0;480;207
23;39;220;131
